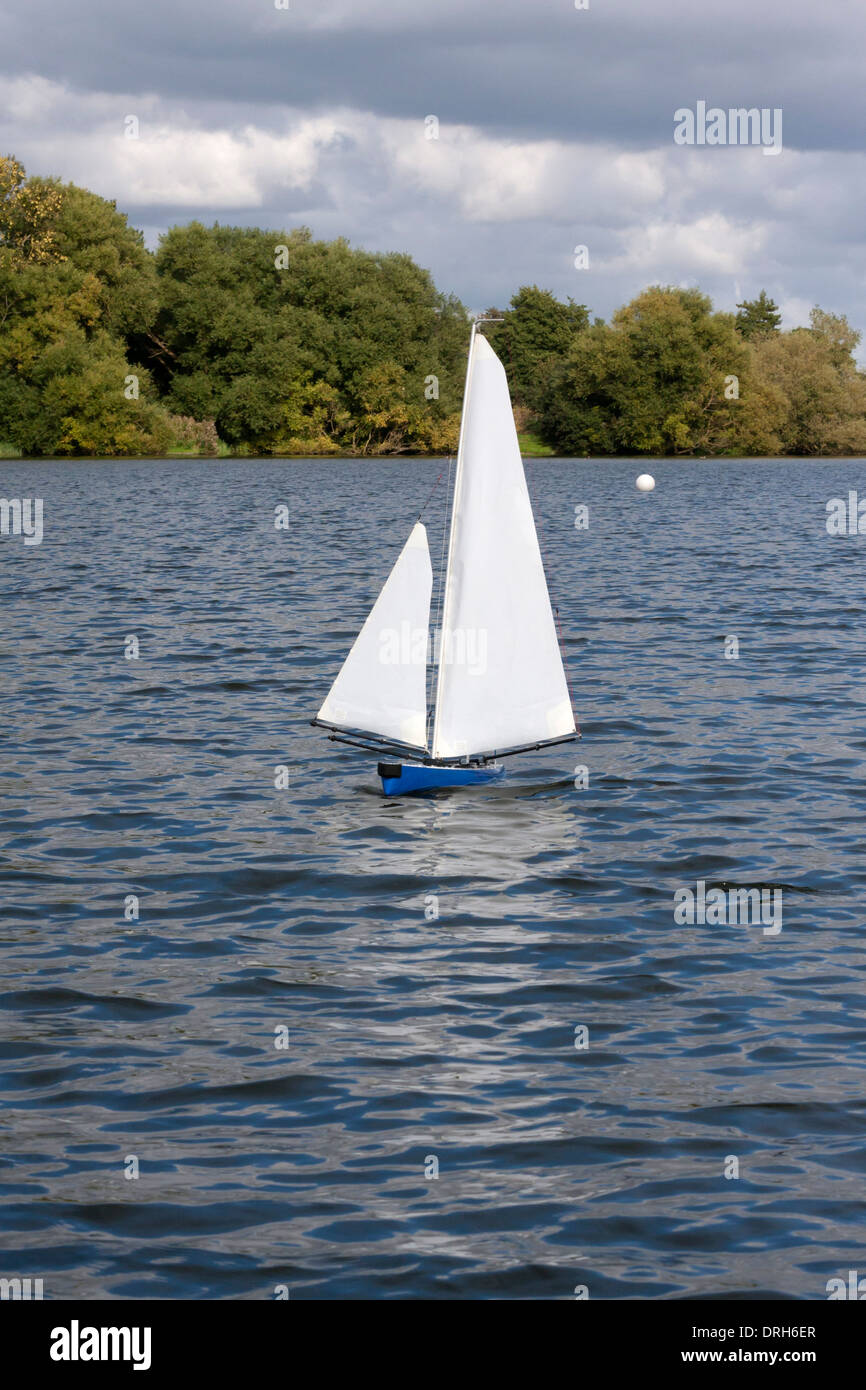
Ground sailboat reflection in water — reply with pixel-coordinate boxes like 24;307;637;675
312;319;579;796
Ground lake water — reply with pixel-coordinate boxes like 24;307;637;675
1;456;865;1300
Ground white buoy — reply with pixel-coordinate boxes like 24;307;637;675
636;473;655;491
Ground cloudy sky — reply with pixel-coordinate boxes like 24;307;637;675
2;0;864;335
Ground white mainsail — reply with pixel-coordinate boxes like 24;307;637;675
317;521;432;749
431;332;575;760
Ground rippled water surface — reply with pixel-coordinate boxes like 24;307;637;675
2;456;866;1300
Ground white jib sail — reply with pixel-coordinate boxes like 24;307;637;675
317;521;432;749
431;333;575;760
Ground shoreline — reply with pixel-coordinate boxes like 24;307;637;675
3;451;866;464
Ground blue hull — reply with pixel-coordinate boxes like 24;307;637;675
378;761;504;797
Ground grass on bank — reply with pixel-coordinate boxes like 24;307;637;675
165;440;233;458
518;431;555;457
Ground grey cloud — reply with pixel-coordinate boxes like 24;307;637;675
2;0;864;150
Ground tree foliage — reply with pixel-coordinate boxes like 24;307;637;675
0;159;170;454
2;158;866;459
748;310;866;455
0;155;66;266
486;286;589;416
147;223;466;454
531;284;866;457
0;160;466;457
735;290;782;340
539;287;765;455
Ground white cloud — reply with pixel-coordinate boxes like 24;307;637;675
383;125;672;226
2;73;866;330
613;214;766;277
95;122;342;208
778;295;814;330
1;77;347;207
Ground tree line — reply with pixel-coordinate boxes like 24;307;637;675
2;156;865;458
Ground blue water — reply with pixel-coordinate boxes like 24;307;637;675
1;457;865;1300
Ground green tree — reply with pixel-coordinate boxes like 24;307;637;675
808;305;861;368
751;313;866;454
151;222;467;452
540;286;756;455
47;179;159;337
0;154;65;265
735;290;781;340
0;158;173;455
488;285;588;418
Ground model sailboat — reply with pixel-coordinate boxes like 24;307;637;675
312;320;578;796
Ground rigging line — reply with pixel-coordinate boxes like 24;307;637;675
416;460;447;522
426;452;453;745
